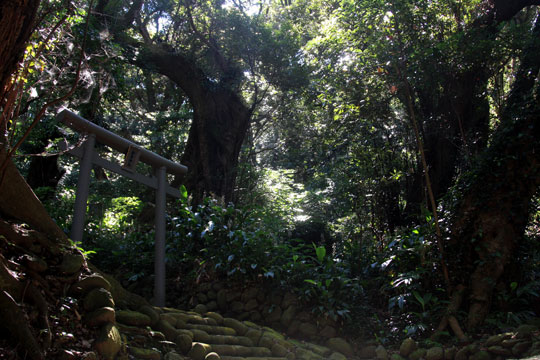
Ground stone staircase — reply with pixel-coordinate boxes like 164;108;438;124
71;270;354;359
116;306;349;360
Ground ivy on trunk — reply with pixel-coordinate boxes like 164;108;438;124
449;14;540;330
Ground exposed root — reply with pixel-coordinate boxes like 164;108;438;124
0;251;51;355
433;285;468;342
0;290;44;360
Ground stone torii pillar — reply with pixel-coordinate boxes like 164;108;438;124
57;109;188;307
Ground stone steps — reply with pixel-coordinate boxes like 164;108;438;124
220;357;288;360
184;323;238;336
107;300;349;359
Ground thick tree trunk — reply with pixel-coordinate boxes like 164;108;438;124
181;89;251;203
449;14;540;330
136;45;252;203
0;0;40;133
403;0;540;218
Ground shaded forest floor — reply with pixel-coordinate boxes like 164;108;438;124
2;214;540;360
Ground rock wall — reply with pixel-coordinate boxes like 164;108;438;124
71;274;353;360
186;282;340;343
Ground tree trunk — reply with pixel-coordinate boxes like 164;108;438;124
449;14;540;330
403;0;540;217
0;0;40;133
136;45;252;203
181;89;251;203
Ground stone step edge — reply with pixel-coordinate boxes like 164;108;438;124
180;323;237;335
211;344;272;356
192;334;255;346
219;357;288;360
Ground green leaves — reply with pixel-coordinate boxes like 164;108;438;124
313;243;326;263
179;184;188;204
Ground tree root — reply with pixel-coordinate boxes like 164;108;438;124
0;253;51;356
433;284;468;342
0;290;44;360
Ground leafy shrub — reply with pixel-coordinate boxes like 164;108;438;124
165;187;363;320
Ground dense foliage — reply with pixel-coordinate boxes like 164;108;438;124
3;0;540;343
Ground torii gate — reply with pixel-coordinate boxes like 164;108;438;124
57;109;188;306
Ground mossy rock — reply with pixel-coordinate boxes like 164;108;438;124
245;299;259;312
94;323;122;360
205;352;221;360
96;270;149;309
207;334;253;347
375;345;388;360
512;341;532;356
197;293;209;303
149;330;166;341
223;318;248;336
175;333;193;354
246;328;263;345
161;312;181;326
206;312;224;325
469;350;491;360
454;346;469;360
444;346;457;360
425;346;444;360
116;310;152;327
298;322;317;338
408;348;426;360
487;345;512;357
192;329;211;343
516;324;538;339
485;333;507;347
117;323;150;336
329;352;348;360
162;307;184;313
326;337;354;357
155;319;180;341
240;287;258;302
186;323;236;336
59;252;85;274
358;345;377;359
272;343;289;357
399;338;417;357
319;325;336;338
138;305;160;326
83;288;115;312
71;274;112;295
282;292;298;309
164;351;184;360
194;304;208;314
217;289;228;310
231;301;244;313
265;306;283;323
502;338;521;348
295;347;324;360
280;306;296;328
85;307;116;327
250;311;262;322
262;327;285;340
259;335;275;349
207;290;217;300
204;317;218;326
300;342;331;356
206;301;218;311
287;320;301;337
188;342;213;360
212;344;272;357
128;346;161;360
